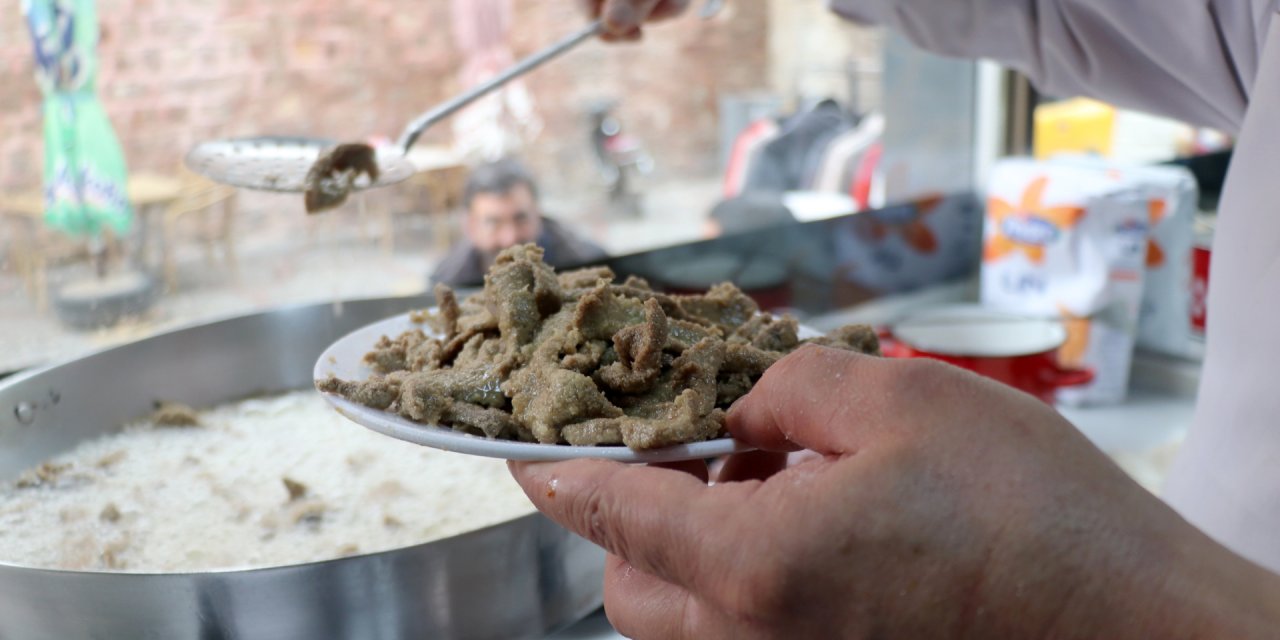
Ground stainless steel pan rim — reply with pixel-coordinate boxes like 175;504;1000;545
185;136;417;193
1;294;424;390
0;295;604;640
0;509;547;574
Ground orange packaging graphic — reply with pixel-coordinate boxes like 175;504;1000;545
982;158;1152;406
834;193;983;297
1052;158;1199;360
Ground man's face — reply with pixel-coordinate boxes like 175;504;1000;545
465;185;543;255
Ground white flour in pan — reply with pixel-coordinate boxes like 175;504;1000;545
0;391;536;573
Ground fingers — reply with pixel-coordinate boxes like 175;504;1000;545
509;458;751;595
648;0;691;21
604;555;696;639
605;555;754;640
726;345;977;455
786;450;825;467
600;27;642;43
714;450;789;484
602;0;660;34
590;0;691;41
651;458;710;483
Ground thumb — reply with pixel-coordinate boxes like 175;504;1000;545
602;0;660;34
726;345;959;455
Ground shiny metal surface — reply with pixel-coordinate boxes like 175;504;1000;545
192;6;730;195
0;296;605;640
189;21;603;194
185;136;416;193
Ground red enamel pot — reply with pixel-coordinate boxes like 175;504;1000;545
879;305;1094;404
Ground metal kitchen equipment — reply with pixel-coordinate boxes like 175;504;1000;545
185;20;607;200
185;0;730;208
0;296;605;640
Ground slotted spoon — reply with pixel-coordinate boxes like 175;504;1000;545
186;20;606;212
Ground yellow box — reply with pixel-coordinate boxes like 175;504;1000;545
1033;98;1116;159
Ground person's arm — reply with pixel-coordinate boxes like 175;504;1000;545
828;0;1261;132
592;0;1263;132
510;347;1280;638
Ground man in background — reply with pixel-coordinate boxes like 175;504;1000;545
430;158;607;287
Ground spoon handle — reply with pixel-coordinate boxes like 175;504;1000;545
397;20;606;152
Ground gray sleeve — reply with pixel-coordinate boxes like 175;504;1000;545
829;0;1271;132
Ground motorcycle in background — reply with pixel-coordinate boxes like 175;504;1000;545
588;100;653;217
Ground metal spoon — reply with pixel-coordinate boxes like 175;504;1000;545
187;0;727;213
186;20;606;213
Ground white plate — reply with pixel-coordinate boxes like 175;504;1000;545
314;311;792;463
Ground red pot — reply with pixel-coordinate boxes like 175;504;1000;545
879;305;1093;404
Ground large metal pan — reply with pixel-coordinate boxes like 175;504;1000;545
0;296;605;640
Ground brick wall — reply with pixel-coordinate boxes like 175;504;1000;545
768;0;883;113
0;1;768;200
512;2;771;192
1;13;44;191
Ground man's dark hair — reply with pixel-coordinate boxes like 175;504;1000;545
463;158;539;209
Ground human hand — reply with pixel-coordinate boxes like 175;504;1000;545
510;346;1280;638
581;0;690;41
